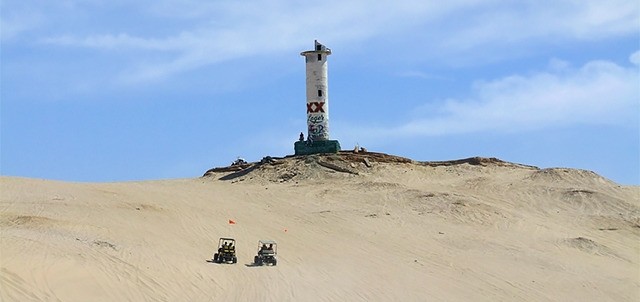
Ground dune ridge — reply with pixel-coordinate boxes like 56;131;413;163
1;153;638;301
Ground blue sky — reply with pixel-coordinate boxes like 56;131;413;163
1;0;639;184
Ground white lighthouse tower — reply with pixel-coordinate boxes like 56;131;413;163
302;40;331;141
295;40;341;155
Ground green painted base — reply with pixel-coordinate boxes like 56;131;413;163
294;140;341;155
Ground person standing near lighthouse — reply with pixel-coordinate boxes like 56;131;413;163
295;40;341;155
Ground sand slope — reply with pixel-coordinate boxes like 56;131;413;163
1;153;639;301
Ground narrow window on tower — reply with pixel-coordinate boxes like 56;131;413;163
317;54;322;61
316;44;322;51
318;90;323;97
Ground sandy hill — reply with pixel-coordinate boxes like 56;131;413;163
1;152;638;301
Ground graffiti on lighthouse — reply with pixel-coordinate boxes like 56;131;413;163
301;40;331;141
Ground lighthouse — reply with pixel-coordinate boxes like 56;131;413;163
294;40;341;155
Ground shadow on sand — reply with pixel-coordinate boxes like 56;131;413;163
219;164;260;181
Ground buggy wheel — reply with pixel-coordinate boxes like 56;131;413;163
232;257;237;264
213;253;218;262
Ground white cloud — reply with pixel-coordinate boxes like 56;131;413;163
630;50;640;66
342;54;639;141
32;0;640;82
41;0;468;82
394;71;451;80
432;0;639;59
0;13;42;41
559;0;639;38
43;33;179;50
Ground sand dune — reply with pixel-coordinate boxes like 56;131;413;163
1;152;638;301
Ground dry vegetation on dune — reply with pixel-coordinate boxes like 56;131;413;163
1;152;639;301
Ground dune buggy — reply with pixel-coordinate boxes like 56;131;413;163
254;240;277;266
213;237;237;264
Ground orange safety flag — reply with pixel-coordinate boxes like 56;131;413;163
228;219;236;224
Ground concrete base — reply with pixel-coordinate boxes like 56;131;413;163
294;140;341;155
